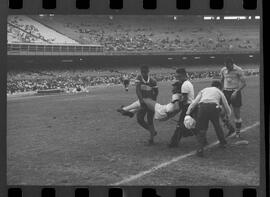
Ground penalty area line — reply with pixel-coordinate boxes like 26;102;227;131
111;121;260;186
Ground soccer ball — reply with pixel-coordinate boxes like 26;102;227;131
184;115;196;129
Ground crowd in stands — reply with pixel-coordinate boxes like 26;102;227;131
8;16;51;43
7;68;259;95
8;15;259;53
68;19;259;53
8;16;78;44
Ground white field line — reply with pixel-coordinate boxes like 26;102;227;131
112;121;260;185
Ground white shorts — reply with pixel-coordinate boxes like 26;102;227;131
154;103;168;120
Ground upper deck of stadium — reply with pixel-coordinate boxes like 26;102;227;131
7;15;259;55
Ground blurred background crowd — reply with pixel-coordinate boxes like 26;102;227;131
7;68;259;95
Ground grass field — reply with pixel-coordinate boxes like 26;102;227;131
7;76;260;186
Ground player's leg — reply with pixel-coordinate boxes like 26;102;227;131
231;91;242;138
194;104;210;157
222;90;236;136
142;98;156;112
122;100;140;112
219;105;235;137
117;100;140;118
146;109;157;145
168;104;188;148
136;108;149;131
124;80;129;91
210;105;227;147
233;107;242;137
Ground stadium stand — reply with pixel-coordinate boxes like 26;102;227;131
7;15;259;53
8;15;78;44
30;15;259;53
7;68;259;95
6;15;260;95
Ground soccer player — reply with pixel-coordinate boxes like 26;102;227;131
135;66;159;145
117;81;182;121
122;74;130;91
185;80;231;157
220;58;246;138
168;68;195;148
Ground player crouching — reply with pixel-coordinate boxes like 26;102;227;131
185;80;231;157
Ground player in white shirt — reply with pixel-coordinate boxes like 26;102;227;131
220;58;246;138
185;80;231;157
117;81;182;121
168;68;195;148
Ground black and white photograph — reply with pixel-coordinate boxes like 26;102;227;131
7;15;260;185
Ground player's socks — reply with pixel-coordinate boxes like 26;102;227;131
235;118;242;138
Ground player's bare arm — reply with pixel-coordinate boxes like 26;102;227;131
232;73;246;97
186;92;202;115
220;91;232;117
237;75;246;92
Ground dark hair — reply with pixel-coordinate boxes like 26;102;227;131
211;80;222;89
225;58;234;65
176;68;186;75
140;65;149;71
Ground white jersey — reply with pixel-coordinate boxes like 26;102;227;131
199;87;227;105
181;80;194;104
197;87;231;116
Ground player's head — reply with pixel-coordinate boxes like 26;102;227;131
140;65;149;78
175;68;187;81
225;58;234;71
211;80;222;90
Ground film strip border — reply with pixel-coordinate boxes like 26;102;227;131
3;0;264;197
8;187;258;197
8;0;258;10
7;0;260;14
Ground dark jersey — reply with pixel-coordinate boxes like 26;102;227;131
135;74;158;99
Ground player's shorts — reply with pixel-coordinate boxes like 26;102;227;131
223;89;242;107
123;80;130;86
196;103;220;131
154;103;168;120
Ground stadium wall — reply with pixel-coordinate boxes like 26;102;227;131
7;53;259;70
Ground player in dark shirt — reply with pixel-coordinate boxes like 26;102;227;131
122;74;130;91
135;65;159;145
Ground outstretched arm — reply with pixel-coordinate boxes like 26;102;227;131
237;74;246;92
220;91;231;117
186;92;202;115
